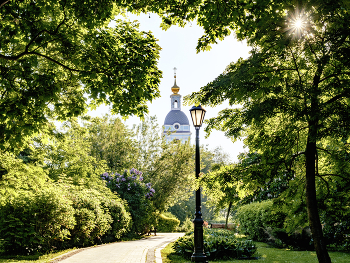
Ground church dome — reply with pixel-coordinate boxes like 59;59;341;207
164;110;190;125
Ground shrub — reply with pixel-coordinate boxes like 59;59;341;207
0;181;132;254
157;213;180;232
0;187;75;254
67;188;113;246
173;228;257;260
177;218;194;233
100;196;132;242
235;200;286;241
101;169;155;234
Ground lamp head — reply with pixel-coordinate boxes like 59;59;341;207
189;105;206;128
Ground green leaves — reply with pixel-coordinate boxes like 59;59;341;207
0;1;162;150
173;228;257;260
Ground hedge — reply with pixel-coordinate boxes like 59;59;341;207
235;200;286;241
157;213;180;232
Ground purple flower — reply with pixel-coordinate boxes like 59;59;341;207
150;188;155;193
122;178;126;182
139;176;143;181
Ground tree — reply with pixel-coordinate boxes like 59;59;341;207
0;0;162;150
86;115;138;172
134;116;195;212
125;1;350;261
35;119;107;186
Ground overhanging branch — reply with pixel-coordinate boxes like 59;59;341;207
0;0;9;8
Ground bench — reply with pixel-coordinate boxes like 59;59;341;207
210;223;235;229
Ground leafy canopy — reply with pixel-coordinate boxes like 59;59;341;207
0;0;162;150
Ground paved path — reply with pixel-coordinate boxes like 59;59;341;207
53;233;185;263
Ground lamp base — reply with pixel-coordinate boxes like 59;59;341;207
191;253;208;263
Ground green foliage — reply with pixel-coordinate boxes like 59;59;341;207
102;169;155;234
0;182;132;254
87;116;138;172
169;192;216;225
67;187;112;246
0;149;131;254
0;0;162;150
177;218;194;233
173;229;257;260
235;200;286;242
133;116;195;212
170;0;350;259
0;150;51;206
100;195;132;241
38;119;107;187
157;213;180;233
0;187;75;254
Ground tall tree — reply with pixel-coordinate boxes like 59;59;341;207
87;115;138;172
0;0;161;150
112;1;350;261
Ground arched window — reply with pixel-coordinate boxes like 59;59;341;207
174;100;178;108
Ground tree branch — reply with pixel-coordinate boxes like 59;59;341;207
318;173;350;181
0;0;9;8
28;52;81;72
323;89;350;106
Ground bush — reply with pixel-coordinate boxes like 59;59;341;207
173;228;257;260
0;187;75;254
101;169;155;234
67;188;113;246
157;213;180;232
235;200;286;241
0;182;132;254
177;218;194;233
100;196;132;242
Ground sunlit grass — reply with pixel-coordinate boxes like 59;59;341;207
0;248;77;263
162;241;350;263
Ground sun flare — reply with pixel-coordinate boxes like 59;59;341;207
286;10;309;38
293;18;304;29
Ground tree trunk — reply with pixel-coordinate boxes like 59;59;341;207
225;201;233;229
305;122;331;263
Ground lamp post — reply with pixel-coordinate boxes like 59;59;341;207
189;105;208;263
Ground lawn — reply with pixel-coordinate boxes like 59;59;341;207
161;241;350;263
0;248;77;263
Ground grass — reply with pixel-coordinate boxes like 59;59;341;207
161;241;350;263
0;248;78;263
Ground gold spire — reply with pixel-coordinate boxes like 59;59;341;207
171;67;180;94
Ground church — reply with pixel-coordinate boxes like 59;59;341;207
163;70;192;143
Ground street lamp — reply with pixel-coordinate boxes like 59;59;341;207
189;105;208;263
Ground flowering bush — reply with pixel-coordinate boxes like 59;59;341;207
101;168;156;234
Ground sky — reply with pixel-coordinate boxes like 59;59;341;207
89;13;252;162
